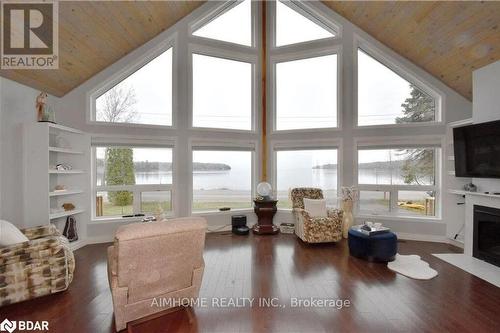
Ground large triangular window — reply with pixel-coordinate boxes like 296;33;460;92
95;48;173;126
275;1;335;47
193;0;252;46
357;48;437;126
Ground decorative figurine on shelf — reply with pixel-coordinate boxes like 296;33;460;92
154;204;165;222
62;203;75;211
36;92;56;123
341;186;358;239
55;163;72;171
54;185;67;192
63;216;78;242
464;183;477;192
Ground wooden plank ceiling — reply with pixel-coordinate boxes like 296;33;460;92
323;1;500;99
0;1;499;100
0;1;204;97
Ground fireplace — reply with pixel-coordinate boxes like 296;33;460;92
473;205;500;267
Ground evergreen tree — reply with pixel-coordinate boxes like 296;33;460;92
397;85;436;186
105;148;135;206
396;84;435;124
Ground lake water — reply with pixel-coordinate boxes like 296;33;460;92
131;167;413;194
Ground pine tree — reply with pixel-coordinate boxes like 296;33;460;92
396;84;435;124
397;85;436;186
105;148;135;206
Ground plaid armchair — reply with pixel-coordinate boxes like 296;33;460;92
291;188;343;243
0;224;75;306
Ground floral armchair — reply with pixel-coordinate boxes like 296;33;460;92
291;188;343;243
0;224;75;306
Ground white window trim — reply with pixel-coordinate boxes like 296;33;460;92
187;43;259;133
189;0;258;49
189;138;259;215
354;135;444;221
269;45;343;133
271;138;343;210
269;0;341;50
353;35;445;129
90;136;177;222
86;34;178;129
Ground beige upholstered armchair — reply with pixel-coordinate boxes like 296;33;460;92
107;217;207;331
0;224;75;306
291;188;343;243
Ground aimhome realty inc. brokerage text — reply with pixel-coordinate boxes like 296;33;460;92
151;297;351;309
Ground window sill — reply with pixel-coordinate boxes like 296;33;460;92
355;213;443;223
87;120;175;130
354;121;444;130
191;208;253;216
90;214;175;225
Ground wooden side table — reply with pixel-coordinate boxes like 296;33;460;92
252;199;279;235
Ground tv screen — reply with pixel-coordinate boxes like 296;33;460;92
453;120;500;178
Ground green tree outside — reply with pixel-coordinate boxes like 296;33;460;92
105;148;135;206
396;84;436;186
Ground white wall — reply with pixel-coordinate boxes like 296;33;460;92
0;78;60;227
471;60;500;192
2;1;472;241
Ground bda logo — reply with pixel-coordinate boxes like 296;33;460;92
0;319;16;333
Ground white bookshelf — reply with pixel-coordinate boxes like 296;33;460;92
23;122;90;250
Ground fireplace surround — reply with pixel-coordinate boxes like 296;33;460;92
473;205;500;267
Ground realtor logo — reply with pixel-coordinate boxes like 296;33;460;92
1;1;59;69
0;319;16;333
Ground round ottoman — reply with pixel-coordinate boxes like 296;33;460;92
348;228;397;262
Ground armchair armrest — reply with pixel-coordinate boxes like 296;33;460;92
0;235;67;266
327;208;343;220
21;224;60;240
293;208;311;220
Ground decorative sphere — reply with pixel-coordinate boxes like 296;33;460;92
257;182;272;197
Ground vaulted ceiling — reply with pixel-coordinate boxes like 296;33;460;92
1;1;499;100
324;1;500;100
0;1;204;97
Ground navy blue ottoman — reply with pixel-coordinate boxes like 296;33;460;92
348;228;397;262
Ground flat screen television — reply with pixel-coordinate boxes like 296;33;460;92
453;119;500;178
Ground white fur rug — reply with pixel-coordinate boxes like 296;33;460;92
388;254;438;280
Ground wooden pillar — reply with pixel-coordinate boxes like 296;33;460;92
261;0;268;182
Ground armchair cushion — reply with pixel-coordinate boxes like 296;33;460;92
0;220;28;246
304;198;327;217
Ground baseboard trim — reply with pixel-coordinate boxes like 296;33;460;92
395;232;447;243
81;227;460;249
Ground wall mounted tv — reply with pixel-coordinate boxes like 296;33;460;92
453;119;500;178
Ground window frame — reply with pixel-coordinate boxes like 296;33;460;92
354;136;444;220
353;36;444;129
270;0;341;50
270;46;343;133
189;0;258;49
91;137;177;222
189;139;258;214
271;139;342;210
188;44;259;133
87;36;178;129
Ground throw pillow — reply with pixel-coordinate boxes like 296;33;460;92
0;220;29;247
303;198;327;218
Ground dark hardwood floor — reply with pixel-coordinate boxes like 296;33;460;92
2;233;500;333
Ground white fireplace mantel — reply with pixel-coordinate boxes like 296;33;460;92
464;192;500;256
